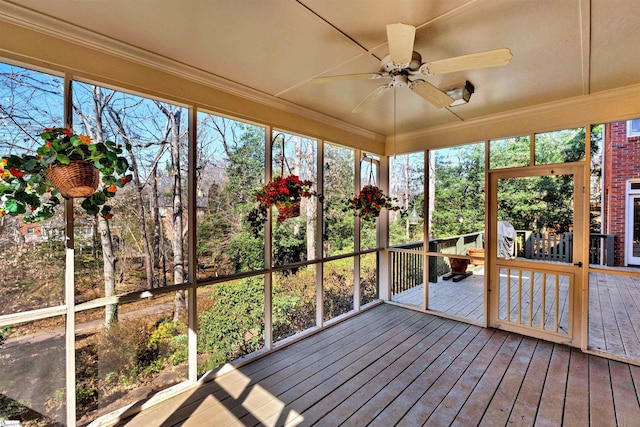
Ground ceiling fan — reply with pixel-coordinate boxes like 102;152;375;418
312;23;513;113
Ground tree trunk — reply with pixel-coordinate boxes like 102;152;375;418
167;108;186;320
98;215;118;327
126;144;155;289
105;103;155;289
84;86;119;328
151;165;162;284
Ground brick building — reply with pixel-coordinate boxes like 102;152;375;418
603;119;640;266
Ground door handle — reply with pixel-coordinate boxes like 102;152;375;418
574;262;583;267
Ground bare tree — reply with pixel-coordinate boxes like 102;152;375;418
105;105;155;289
98;215;117;325
156;102;186;320
73;86;120;326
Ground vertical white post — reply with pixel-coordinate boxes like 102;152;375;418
353;150;361;311
187;107;198;382
423;150;430;311
316;139;324;326
264;128;273;349
378;155;390;301
63;75;76;427
65;199;76;427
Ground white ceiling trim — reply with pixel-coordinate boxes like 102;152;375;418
392;82;640;147
0;1;384;142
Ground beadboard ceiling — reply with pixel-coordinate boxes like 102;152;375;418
2;0;640;138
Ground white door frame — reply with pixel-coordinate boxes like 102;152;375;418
488;163;585;347
624;180;640;265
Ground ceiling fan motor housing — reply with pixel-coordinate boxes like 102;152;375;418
382;51;422;72
390;74;410;87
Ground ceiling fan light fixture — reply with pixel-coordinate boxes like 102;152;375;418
446;80;475;107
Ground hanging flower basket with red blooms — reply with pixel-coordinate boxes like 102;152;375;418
344;184;401;222
0;127;132;222
247;174;318;233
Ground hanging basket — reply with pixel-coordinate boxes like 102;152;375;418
275;200;301;222
45;160;100;198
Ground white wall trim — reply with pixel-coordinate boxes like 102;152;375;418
389;83;640;153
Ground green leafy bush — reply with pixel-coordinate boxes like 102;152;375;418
198;277;265;372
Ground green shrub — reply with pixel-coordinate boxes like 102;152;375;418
198;277;265;371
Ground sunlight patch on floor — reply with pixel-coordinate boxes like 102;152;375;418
216;365;303;425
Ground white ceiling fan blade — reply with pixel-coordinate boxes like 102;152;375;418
386;23;416;66
352;85;391;114
422;48;513;75
410;80;454;108
311;73;385;84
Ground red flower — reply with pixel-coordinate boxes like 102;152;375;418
106;184;117;193
62;128;74;137
121;175;132;185
104;213;114;220
9;167;23;178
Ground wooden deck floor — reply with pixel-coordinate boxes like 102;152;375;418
391;265;485;322
115;304;640;427
394;267;640;361
589;271;640;360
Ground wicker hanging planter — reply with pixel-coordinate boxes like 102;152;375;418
276;200;301;222
45;160;100;199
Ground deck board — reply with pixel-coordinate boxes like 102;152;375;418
395;328;495;426
396;269;640;362
507;340;553;424
589;355;616;427
562;349;590;425
424;329;508;425
479;337;537;426
370;324;480;426
293;316;449;426
115;304;640;427
610;361;640;426
534;344;570;426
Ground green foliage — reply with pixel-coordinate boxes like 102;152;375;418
0;393;48;424
323;258;355;318
360;254;378;305
431;144;485;238
169;334;189;365
196;123;267;275
226;231;265;271
75;386;98;407
272;267;316;341
490;136;530;169
0;325;12;347
149;320;186;358
323;146;356;254
535;127;586;164
91;316;185;383
198;277;265;371
360;219;378;249
273;222;307;268
0;127;132;222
